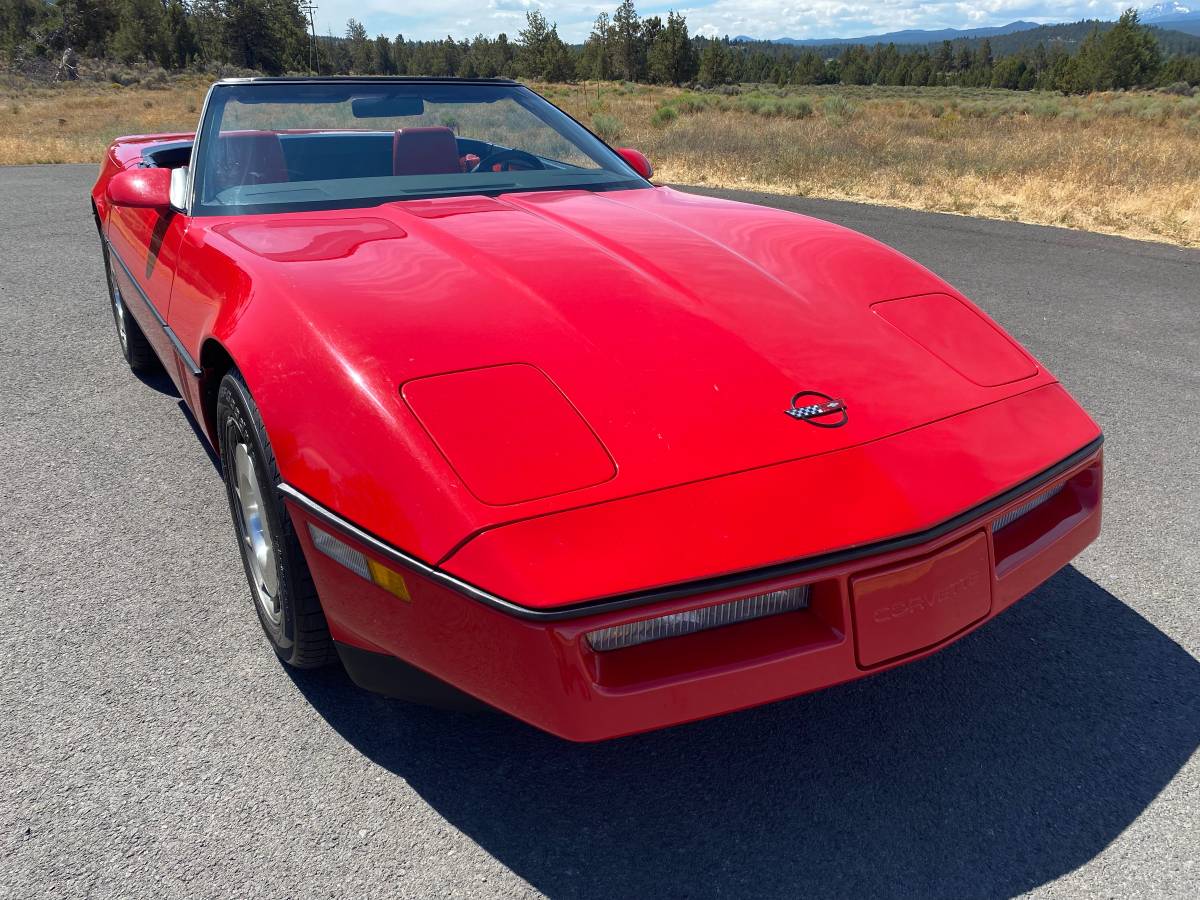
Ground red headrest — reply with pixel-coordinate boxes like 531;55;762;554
210;131;288;191
393;126;460;176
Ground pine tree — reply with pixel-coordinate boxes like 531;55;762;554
581;13;613;80
697;39;728;85
542;28;575;82
54;0;120;57
647;11;696;85
221;0;306;74
611;0;644;81
1098;8;1162;89
164;0;197;69
345;18;371;73
393;34;410;74
374;35;394;74
516;10;551;77
111;0;167;66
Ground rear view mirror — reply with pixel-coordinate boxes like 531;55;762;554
352;95;425;118
108;168;172;210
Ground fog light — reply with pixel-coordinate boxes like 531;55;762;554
586;585;809;652
307;524;411;602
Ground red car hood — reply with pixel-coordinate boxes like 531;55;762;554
212;186;1071;578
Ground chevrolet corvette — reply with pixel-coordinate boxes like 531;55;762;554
92;77;1103;741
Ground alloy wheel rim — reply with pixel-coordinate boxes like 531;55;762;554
232;442;281;625
108;265;129;352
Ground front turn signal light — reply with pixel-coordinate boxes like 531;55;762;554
307;523;412;602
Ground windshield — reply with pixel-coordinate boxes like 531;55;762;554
191;80;647;216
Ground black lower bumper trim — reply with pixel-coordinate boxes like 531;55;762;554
335;641;489;712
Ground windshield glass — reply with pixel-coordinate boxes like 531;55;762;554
191;80;647;215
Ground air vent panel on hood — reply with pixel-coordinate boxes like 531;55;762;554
872;293;1037;386
402;364;616;506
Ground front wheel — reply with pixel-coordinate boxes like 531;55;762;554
102;242;158;374
216;369;334;668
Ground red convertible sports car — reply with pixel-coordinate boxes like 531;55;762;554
92;77;1102;741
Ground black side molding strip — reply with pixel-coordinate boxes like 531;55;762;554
280;434;1103;623
106;239;202;377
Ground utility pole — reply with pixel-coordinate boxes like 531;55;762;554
299;1;319;74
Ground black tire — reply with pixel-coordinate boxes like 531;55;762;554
101;242;159;374
216;369;334;668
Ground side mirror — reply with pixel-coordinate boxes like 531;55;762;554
616;147;653;180
107;167;173;211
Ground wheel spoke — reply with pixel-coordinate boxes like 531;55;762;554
231;442;281;624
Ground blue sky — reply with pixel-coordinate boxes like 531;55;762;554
310;2;1142;43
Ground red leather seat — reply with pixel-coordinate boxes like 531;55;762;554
393;126;460;176
210;131;288;191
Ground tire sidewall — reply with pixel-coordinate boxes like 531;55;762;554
216;374;298;656
101;242;133;366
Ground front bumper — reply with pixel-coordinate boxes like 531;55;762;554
285;442;1102;742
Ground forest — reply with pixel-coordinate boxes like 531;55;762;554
2;1;1199;92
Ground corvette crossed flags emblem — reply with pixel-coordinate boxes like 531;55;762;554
786;391;849;428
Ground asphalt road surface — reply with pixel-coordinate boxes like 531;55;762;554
2;166;1197;900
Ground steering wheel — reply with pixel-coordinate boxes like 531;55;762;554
471;148;546;173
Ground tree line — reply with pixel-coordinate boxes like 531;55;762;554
3;1;1197;91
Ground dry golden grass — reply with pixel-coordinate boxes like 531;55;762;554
548;82;1200;247
4;75;1198;246
0;75;210;164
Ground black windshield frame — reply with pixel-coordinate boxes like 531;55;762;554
189;78;651;217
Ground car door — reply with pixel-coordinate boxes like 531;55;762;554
104;189;190;387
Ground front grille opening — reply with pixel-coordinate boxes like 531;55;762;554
586;586;810;653
992;482;1066;532
585;580;843;690
992;463;1099;577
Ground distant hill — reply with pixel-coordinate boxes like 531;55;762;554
739;19;1200;59
1141;3;1200;35
732;21;1040;47
948;20;1200;56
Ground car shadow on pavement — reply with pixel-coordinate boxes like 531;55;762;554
134;368;180;398
286;566;1200;899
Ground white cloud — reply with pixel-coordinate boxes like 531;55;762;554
314;1;1137;43
488;0;541;10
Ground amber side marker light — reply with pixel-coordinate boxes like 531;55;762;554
307;524;412;602
586;586;810;652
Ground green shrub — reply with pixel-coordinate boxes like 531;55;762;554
780;97;813;119
737;94;766;114
673;93;711;114
143;68;170;90
651;105;678;127
1059;107;1096;125
591;113;622;141
821;95;856;119
1031;100;1060;119
107;68;138;87
1136;103;1169;124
